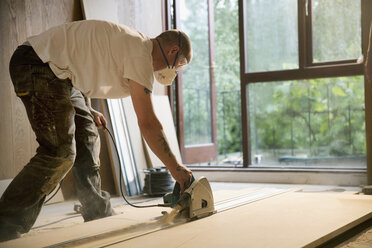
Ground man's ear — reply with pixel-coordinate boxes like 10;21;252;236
168;45;179;56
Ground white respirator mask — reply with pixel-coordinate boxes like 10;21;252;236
154;32;183;86
154;66;177;86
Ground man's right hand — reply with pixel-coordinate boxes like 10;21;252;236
170;165;193;193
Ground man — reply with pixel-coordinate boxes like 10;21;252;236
0;19;193;242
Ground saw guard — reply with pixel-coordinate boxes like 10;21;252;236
184;176;215;219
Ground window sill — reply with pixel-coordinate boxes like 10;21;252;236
189;166;367;186
188;166;367;174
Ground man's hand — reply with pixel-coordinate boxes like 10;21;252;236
90;109;107;129
83;96;107;129
169;165;193;193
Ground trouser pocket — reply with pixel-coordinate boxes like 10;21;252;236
9;45;45;96
9;64;34;96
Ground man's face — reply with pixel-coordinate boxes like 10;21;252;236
174;56;188;72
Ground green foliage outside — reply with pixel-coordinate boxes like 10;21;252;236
249;77;366;158
180;0;213;145
214;0;241;155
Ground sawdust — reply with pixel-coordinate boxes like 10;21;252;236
53;221;165;247
49;207;187;247
337;226;372;248
161;205;182;225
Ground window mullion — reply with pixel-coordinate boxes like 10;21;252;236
298;0;307;69
305;0;313;66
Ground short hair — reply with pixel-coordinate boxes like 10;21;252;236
156;30;193;64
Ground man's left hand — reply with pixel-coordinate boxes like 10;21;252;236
91;109;107;129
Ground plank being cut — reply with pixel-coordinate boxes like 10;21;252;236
0;187;288;248
110;192;372;248
2;190;371;248
0;201;169;248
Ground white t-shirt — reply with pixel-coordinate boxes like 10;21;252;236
28;20;154;99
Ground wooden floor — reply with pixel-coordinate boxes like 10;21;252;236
1;183;371;248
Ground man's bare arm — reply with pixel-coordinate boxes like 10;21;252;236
129;80;192;192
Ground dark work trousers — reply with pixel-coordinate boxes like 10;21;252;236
0;45;113;241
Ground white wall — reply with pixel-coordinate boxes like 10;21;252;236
117;0;163;37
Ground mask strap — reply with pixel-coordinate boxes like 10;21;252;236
156;39;171;68
171;31;181;68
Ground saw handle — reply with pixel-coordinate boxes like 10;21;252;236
173;175;195;196
163;175;195;207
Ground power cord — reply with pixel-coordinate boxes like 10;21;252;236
44;179;64;204
103;125;171;208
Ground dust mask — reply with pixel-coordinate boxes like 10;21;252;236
154;32;181;86
154;67;177;86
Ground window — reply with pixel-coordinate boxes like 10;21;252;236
241;0;370;168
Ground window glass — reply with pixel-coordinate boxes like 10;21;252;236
215;0;242;162
312;0;361;63
244;0;298;72
248;76;366;168
180;0;213;145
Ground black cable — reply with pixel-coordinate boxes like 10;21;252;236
104;125;171;208
44;179;64;204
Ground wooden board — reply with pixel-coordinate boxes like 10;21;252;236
0;0;32;180
118;192;372;248
0;187;281;247
3;190;372;248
